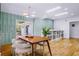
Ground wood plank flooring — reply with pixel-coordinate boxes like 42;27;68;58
0;38;79;56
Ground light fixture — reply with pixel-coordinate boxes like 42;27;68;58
46;6;61;13
22;6;36;18
54;12;68;16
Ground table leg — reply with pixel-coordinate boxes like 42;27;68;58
46;40;52;56
32;44;35;56
32;44;36;56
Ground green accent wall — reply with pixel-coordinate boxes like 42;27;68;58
0;12;25;45
0;11;54;45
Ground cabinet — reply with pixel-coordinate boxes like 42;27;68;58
49;30;64;40
53;30;64;39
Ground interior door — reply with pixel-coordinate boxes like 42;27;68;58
70;21;79;38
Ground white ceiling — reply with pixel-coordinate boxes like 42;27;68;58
1;3;79;19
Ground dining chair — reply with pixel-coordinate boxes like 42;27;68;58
12;38;31;56
38;42;45;55
38;34;51;56
0;53;1;56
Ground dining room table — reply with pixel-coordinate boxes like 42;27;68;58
19;35;52;56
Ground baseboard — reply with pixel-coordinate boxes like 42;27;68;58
63;38;70;39
70;37;79;39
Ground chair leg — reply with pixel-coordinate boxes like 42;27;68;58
32;44;37;56
12;48;15;56
39;42;45;56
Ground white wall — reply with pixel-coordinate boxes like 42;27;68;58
54;16;79;38
54;19;69;38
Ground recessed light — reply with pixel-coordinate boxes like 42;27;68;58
46;6;61;13
32;11;36;14
22;13;28;16
54;12;68;16
31;14;36;17
71;13;74;16
64;8;68;10
25;16;29;18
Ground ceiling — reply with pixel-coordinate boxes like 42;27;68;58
1;3;79;19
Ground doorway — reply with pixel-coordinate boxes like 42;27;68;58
16;20;33;36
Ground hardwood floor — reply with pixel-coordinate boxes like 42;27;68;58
0;44;12;56
0;38;79;56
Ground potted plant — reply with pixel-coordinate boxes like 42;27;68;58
42;27;51;37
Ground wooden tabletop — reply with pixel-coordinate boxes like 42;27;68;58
19;35;49;44
18;35;52;56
